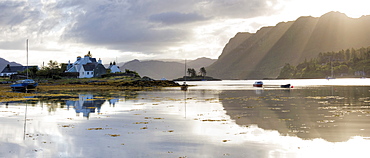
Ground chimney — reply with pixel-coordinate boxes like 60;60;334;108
98;58;102;64
67;60;71;70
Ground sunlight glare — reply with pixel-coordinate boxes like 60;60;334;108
280;0;370;20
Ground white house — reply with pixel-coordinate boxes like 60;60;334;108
66;51;107;78
79;63;95;78
107;61;121;73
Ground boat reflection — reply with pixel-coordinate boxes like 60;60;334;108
220;86;370;142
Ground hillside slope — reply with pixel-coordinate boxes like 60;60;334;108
0;58;22;72
120;58;216;80
208;12;370;79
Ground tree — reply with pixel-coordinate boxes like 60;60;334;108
200;67;206;77
187;68;196;77
18;66;38;78
47;60;59;69
277;63;295;78
335;64;349;74
35;60;63;79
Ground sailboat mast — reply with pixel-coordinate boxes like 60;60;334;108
26;39;29;79
331;57;333;78
184;59;187;81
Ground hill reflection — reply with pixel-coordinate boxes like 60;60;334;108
220;86;370;142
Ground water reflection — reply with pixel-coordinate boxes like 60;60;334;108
65;94;105;118
220;86;370;142
2;83;370;157
1;93;127;119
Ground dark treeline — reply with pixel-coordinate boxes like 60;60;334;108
187;67;206;77
278;46;370;78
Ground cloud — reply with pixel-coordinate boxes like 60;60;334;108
149;12;209;25
0;1;39;26
0;0;285;63
61;0;281;53
61;0;197;53
197;0;282;18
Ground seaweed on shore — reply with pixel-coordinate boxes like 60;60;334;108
0;78;179;102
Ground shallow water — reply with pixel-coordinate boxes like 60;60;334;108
1;79;370;157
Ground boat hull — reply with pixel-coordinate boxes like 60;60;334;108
253;81;263;87
253;84;263;87
280;84;291;88
181;85;188;91
11;83;38;90
10;79;38;91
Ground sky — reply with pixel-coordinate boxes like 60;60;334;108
1;0;370;66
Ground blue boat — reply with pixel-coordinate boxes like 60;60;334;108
10;40;38;91
11;79;38;91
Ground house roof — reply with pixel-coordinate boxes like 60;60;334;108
1;65;38;73
108;65;114;69
90;58;97;63
82;63;96;71
67;66;77;72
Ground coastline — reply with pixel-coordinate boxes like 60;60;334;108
0;79;179;102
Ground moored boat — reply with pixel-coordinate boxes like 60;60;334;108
180;59;189;91
181;82;188;91
11;79;38;91
10;39;38;91
253;81;263;87
280;84;292;88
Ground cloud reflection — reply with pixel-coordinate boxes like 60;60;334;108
1;85;370;157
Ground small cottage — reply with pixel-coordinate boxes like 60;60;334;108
0;64;38;77
66;51;107;78
107;61;121;73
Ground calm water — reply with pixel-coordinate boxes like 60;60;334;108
1;79;370;157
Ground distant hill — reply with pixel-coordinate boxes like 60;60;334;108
207;12;370;79
187;57;216;70
0;58;22;72
120;57;216;80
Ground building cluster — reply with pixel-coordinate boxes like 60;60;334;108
0;51;121;78
65;51;121;78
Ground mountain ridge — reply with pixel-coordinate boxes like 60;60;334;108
207;11;370;79
0;58;22;73
120;57;216;80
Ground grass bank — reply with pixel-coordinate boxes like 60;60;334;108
0;77;180;102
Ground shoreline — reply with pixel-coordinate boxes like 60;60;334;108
0;79;179;102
